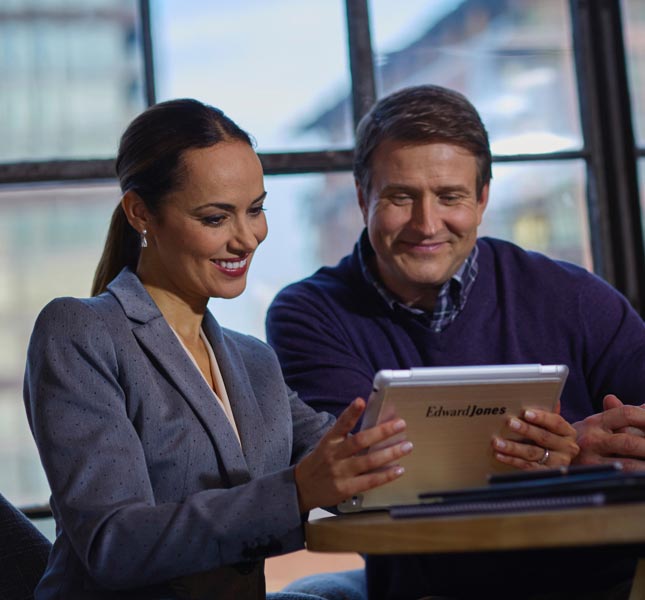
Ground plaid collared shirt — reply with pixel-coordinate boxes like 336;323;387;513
358;231;479;333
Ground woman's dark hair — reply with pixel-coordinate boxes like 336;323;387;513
91;99;253;296
353;84;492;198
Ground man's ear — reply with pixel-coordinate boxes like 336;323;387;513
476;183;490;226
121;190;150;234
356;180;369;226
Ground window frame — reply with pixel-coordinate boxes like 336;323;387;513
2;0;645;524
0;0;643;315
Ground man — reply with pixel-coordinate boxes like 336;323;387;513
267;85;645;598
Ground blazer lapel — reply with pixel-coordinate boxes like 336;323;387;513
107;269;251;486
202;313;267;479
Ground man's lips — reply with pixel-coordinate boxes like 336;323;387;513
399;240;448;252
210;255;249;276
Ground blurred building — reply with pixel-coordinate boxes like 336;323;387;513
0;0;142;162
298;0;592;268
0;0;144;503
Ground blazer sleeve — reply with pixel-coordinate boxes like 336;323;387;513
23;298;307;590
288;384;335;464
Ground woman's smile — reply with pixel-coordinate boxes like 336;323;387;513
210;255;249;276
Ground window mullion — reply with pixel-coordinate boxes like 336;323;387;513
138;0;156;107
570;0;645;314
345;0;377;129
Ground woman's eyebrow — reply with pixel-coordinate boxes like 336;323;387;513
194;191;267;211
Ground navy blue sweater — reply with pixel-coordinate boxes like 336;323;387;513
267;236;645;425
267;236;645;599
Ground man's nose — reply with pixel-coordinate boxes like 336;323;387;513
410;198;441;236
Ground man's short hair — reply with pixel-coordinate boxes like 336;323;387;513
353;84;492;197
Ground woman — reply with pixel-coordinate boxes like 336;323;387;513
23;99;413;599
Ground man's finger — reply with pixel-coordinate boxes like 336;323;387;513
614;457;645;472
601;405;645;431
595;431;645;459
603;394;624;412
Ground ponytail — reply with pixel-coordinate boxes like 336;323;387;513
91;203;140;296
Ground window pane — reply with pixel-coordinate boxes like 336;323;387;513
209;172;362;338
0;183;116;504
480;160;591;268
151;0;353;152
369;0;582;154
623;0;645;147
0;1;145;163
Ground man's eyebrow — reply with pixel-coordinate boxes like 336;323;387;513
193;191;267;211
380;184;417;194
433;184;470;194
380;183;471;194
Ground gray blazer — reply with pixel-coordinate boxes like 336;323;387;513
23;268;334;599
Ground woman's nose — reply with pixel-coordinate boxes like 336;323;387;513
231;216;263;252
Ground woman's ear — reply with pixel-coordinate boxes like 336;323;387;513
121;190;150;234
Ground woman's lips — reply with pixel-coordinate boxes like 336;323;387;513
210;256;249;276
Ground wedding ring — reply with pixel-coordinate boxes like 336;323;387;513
537;448;550;465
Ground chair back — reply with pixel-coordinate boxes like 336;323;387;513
0;493;51;600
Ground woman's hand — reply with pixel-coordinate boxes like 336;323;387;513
492;408;579;470
294;397;413;513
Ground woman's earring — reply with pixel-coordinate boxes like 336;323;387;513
141;229;148;248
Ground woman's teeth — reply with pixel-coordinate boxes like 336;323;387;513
213;258;247;269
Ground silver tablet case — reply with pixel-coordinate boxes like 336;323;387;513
338;364;569;512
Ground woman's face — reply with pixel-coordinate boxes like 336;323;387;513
140;140;267;304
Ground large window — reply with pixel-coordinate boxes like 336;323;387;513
0;0;144;162
0;0;644;577
623;0;645;239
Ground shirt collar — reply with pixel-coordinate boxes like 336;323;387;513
357;229;479;319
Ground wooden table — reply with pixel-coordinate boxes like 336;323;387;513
306;503;645;599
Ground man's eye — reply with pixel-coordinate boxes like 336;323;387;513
390;194;413;204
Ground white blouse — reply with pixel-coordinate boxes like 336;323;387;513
171;326;242;447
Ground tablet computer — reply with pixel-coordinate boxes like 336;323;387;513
338;364;569;512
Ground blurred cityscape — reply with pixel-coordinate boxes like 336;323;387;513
299;0;590;267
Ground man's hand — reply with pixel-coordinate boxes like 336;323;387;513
573;395;645;471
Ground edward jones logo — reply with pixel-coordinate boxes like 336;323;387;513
426;405;507;418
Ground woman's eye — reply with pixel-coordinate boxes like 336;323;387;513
202;215;226;226
249;205;266;216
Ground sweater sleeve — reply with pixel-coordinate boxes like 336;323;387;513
23;298;308;590
266;283;375;419
577;271;645;408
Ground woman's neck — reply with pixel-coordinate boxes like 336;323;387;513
142;282;207;343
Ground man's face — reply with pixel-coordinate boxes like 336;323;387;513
358;140;489;310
